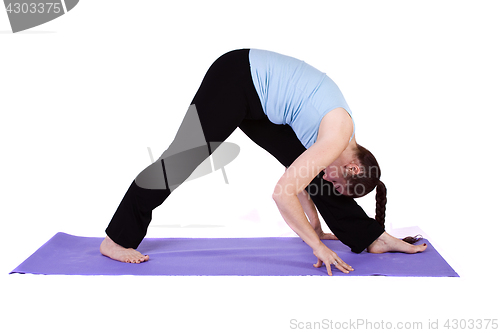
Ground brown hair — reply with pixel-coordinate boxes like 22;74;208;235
344;144;420;244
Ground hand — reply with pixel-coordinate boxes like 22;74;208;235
313;244;353;275
314;226;339;240
315;229;339;240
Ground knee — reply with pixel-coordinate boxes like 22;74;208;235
135;161;169;190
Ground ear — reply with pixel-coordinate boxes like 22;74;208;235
345;163;362;176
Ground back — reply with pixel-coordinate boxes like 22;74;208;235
249;49;354;148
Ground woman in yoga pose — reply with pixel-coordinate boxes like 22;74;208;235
100;49;426;275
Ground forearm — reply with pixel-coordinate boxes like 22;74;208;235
273;192;324;251
297;190;321;232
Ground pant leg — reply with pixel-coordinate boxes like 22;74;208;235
105;49;259;249
238;118;384;253
306;175;385;253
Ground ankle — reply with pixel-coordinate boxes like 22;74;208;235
367;232;388;253
367;239;381;253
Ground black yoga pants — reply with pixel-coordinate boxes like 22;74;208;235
105;49;384;253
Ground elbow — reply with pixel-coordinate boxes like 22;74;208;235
272;183;296;204
272;184;285;204
272;188;281;204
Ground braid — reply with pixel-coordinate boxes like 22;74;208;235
374;180;420;244
349;144;422;245
375;180;387;227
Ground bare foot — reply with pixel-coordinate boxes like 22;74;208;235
367;232;427;254
100;236;149;263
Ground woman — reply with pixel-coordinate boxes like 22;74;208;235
100;49;427;275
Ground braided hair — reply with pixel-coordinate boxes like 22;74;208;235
375;180;387;227
344;144;420;244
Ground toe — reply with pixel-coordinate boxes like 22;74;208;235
411;244;427;253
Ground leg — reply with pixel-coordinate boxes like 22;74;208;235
306;173;385;253
102;49;258;262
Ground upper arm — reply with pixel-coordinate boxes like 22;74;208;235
273;108;353;197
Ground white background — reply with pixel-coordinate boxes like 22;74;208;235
1;0;499;332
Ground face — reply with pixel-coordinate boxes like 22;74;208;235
322;162;348;195
322;157;362;196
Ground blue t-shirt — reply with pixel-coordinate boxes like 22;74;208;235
249;49;355;149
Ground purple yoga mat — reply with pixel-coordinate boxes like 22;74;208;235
10;232;458;277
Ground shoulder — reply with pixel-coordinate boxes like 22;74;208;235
317;107;353;144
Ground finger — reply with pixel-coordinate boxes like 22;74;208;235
313;258;323;268
326;262;333;276
338;258;354;271
334;259;353;273
321;233;338;240
329;251;353;270
332;260;349;273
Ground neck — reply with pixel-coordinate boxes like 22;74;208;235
340;137;358;164
348;135;357;151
